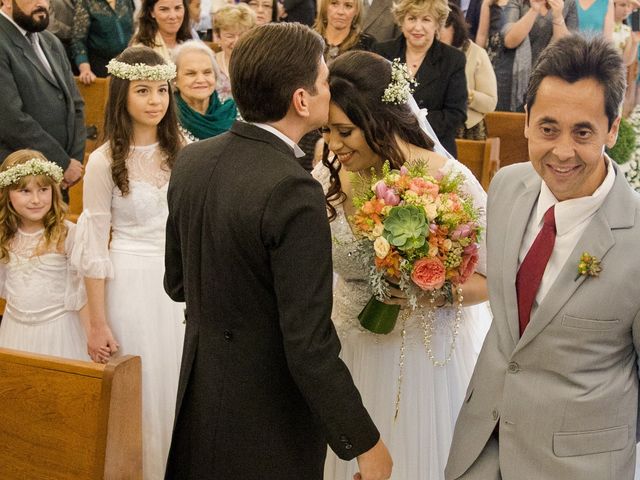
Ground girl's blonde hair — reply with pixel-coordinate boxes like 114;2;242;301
0;149;68;262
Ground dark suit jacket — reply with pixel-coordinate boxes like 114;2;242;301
164;122;379;479
282;0;315;25
362;0;399;42
374;36;467;157
0;14;85;169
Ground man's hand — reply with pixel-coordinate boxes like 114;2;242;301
354;438;393;480
63;158;84;188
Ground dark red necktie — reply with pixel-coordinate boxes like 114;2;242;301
516;206;556;336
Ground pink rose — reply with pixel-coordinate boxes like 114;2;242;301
409;178;439;197
451;223;474;240
451;248;479;285
374;180;400;206
400;166;409;175
411;258;446;291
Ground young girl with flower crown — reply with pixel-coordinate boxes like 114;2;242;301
0;149;89;361
71;46;185;480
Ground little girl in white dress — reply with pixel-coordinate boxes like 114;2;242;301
0;149;88;361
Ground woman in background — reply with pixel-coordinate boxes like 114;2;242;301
212;4;256;101
440;2;496;139
374;0;467;157
173;40;237;141
314;0;375;62
131;0;192;61
72;0;134;82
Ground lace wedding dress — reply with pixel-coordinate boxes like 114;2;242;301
0;222;88;360
313;158;493;480
72;143;186;480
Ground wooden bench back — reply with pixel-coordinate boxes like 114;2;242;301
75;77;110;155
71;77;110;220
484;111;528;168
0;350;142;479
455;137;501;191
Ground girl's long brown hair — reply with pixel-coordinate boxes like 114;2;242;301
0;149;68;262
103;46;182;195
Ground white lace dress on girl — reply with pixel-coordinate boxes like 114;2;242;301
0;221;88;360
313;158;493;480
71;143;186;480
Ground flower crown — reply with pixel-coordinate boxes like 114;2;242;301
0;158;64;189
107;58;176;81
382;58;418;105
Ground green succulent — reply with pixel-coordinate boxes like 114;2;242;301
382;205;428;251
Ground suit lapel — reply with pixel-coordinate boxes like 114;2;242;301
362;0;386;29
415;41;443;90
8;27;60;88
514;164;635;353
502;171;540;346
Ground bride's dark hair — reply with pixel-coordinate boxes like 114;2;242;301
322;51;435;221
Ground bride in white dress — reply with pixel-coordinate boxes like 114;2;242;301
71;47;185;480
313;51;492;480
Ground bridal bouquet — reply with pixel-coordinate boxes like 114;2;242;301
351;160;482;335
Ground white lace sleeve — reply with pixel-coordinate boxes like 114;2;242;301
64;221;88;310
311;160;331;194
69;145;115;279
445;158;488;277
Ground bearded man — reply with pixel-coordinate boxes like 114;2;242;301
0;0;84;190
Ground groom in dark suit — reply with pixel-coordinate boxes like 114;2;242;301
0;0;84;189
164;23;392;480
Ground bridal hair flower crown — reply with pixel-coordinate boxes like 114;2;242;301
107;59;177;81
0;158;64;188
382;58;418;105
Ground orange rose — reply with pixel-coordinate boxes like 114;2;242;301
411;257;446;291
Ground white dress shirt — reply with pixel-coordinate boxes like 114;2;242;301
252;122;306;158
519;157;615;315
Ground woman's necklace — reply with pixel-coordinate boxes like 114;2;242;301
406;50;427;76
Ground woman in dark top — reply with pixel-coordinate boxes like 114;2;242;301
314;0;376;62
72;0;134;82
374;0;467;157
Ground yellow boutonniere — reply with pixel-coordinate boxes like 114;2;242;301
575;252;602;281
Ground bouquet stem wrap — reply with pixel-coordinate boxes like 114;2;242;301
358;296;401;334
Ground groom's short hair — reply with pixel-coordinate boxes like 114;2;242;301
525;34;625;129
230;23;325;123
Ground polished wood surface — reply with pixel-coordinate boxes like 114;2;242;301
484;111;528;168
0;350;142;479
456;136;501;191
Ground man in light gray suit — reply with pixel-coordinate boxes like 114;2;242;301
361;0;398;42
446;34;640;480
0;0;84;189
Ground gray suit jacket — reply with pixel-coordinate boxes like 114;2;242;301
446;162;640;479
0;14;84;170
362;0;398;43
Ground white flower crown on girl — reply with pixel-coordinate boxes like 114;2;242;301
107;58;177;81
382;58;418;105
0;158;64;189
